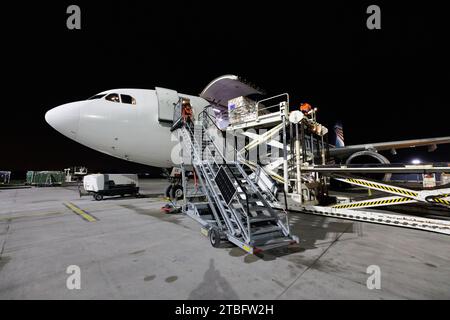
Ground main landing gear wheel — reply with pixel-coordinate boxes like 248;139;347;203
209;228;221;248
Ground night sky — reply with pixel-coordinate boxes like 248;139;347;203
2;1;449;178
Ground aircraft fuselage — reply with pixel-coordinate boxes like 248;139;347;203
45;88;209;168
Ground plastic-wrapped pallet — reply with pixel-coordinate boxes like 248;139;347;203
228;96;260;124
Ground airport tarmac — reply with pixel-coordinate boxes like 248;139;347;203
0;179;449;299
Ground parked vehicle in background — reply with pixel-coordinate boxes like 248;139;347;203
83;174;139;201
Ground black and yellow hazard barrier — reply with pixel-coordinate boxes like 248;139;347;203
332;197;414;209
339;178;419;198
64;202;98;222
435;198;450;205
427;195;450;206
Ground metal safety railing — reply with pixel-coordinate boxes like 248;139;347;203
183;117;252;242
255;93;289;116
198;111;252;233
199;108;291;237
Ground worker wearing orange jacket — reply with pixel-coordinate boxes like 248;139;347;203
181;99;194;124
300;102;312;115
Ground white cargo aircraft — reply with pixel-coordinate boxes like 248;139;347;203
45;75;450;171
46;87;208;168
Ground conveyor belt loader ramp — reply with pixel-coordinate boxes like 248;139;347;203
173;107;298;254
330;175;450;209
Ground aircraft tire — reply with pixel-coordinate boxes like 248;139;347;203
170;185;183;200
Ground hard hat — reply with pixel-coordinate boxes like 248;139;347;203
300;103;312;112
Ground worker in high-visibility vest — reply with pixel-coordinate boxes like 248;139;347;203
181;99;194;124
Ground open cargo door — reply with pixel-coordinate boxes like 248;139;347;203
156;87;179;123
199;75;264;129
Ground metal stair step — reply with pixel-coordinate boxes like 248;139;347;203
250;230;285;241
248;216;278;223
252;236;296;251
247;198;262;203
179;127;294;252
250;225;282;236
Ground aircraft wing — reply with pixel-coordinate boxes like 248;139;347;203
330;136;450;158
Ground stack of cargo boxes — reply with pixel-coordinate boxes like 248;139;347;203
228;96;267;125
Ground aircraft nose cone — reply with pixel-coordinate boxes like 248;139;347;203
45;102;81;138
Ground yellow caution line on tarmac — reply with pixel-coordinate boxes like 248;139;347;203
64;202;98;222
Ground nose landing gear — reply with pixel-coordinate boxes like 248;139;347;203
165;184;183;200
164;167;184;201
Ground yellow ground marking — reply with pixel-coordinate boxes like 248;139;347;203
64;202;98;222
200;228;209;237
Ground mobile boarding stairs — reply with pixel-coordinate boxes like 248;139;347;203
171;105;298;254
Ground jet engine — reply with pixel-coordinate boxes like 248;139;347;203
345;150;392;181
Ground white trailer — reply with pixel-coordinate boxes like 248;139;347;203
83;174;139;201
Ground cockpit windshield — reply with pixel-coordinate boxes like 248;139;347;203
88;92;136;105
121;94;136;105
105;93;120;103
